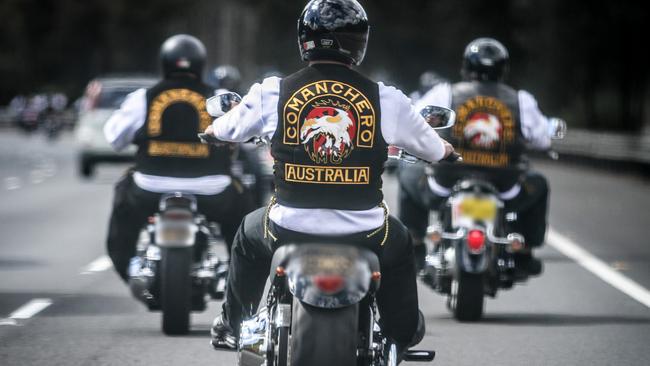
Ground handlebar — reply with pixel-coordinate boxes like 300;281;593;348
198;133;222;145
441;152;462;163
387;148;462;164
198;133;270;147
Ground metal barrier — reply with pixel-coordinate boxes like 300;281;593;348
554;128;650;164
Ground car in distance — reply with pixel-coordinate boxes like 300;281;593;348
74;76;157;178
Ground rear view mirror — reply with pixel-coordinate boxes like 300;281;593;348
549;117;567;140
420;106;456;129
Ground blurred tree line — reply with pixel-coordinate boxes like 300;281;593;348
0;0;647;131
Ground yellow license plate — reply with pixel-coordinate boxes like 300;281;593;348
459;198;497;220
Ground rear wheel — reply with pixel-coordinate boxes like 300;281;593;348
160;247;192;335
290;298;358;366
449;271;484;321
275;326;289;366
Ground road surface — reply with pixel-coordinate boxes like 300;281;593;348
1;130;649;365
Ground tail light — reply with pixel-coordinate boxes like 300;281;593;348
507;233;525;252
426;225;442;244
467;229;486;254
313;275;345;294
285;245;376;308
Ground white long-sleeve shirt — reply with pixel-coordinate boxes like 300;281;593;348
415;82;552;149
212;75;447;235
415;82;552;198
103;88;231;195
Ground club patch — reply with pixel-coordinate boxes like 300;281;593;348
453;95;514;167
147;88;212;158
282;80;376;165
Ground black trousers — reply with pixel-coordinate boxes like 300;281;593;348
398;163;549;247
106;171;255;281
224;207;421;346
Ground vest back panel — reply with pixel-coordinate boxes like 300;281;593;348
134;78;231;178
435;81;525;190
272;64;386;210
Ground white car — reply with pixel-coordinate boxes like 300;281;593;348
75;76;157;178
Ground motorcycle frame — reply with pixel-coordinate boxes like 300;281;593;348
427;185;522;296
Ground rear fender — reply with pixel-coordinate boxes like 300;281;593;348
455;239;489;274
284;244;377;309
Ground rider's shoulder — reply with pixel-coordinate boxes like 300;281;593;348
122;88;147;107
377;82;410;103
261;76;282;87
258;76;282;94
517;89;539;106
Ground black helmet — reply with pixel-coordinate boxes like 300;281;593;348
207;65;242;91
461;38;509;82
160;34;206;78
297;0;369;66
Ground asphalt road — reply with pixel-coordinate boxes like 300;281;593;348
1;130;649;365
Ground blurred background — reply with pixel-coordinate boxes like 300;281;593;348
1;0;648;131
0;1;649;365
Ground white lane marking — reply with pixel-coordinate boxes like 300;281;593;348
547;228;650;309
0;318;19;326
30;170;45;184
8;298;53;319
81;255;113;274
4;176;21;190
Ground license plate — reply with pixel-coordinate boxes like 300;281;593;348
458;197;497;220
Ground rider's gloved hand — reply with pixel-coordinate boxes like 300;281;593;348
440;139;462;163
442;139;455;159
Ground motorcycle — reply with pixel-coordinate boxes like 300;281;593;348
396;117;567;321
128;193;229;335
200;105;455;366
40;108;64;140
238;244;436;366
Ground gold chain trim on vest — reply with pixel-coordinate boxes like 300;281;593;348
366;201;389;246
263;195;278;241
264;195;388;246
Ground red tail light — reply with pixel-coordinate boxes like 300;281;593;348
313;275;345;294
467;230;486;253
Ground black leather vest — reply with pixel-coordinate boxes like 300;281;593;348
271;64;386;210
133;77;231;178
435;81;525;190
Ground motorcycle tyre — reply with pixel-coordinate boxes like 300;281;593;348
290;298;358;366
450;271;484;322
274;325;289;366
160;247;192;335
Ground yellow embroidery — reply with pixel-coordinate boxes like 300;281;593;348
282;80;376;149
454;95;515;167
455;148;509;167
284;163;370;185
148;141;209;158
148;89;212;137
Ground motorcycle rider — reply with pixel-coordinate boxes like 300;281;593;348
207;64;271;206
400;37;551;275
205;0;456;358
104;34;255;282
206;64;243;95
